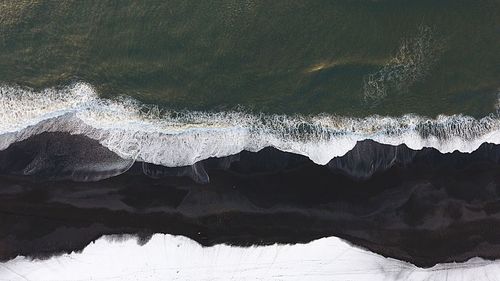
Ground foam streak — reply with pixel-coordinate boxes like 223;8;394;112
0;82;499;167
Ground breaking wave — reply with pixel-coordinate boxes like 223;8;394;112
0;82;499;167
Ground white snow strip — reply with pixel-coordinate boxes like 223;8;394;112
1;234;498;281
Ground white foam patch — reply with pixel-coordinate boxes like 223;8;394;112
0;82;499;167
364;25;444;102
2;234;499;281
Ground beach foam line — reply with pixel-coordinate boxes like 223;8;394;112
0;82;499;167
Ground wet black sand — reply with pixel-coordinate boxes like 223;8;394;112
0;133;500;267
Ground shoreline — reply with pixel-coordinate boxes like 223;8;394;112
0;132;499;267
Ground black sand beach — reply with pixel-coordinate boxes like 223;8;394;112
1;132;499;267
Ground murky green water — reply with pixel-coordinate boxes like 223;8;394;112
0;0;498;117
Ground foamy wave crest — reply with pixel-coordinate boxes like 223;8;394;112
0;82;499;166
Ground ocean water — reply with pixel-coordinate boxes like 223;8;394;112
1;1;499;166
1;1;500;278
0;0;498;117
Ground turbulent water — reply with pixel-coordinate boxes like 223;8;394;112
1;82;499;170
0;0;500;274
0;0;498;169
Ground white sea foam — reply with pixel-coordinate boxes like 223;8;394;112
364;25;444;103
0;82;499;167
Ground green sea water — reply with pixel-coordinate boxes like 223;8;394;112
0;0;498;117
